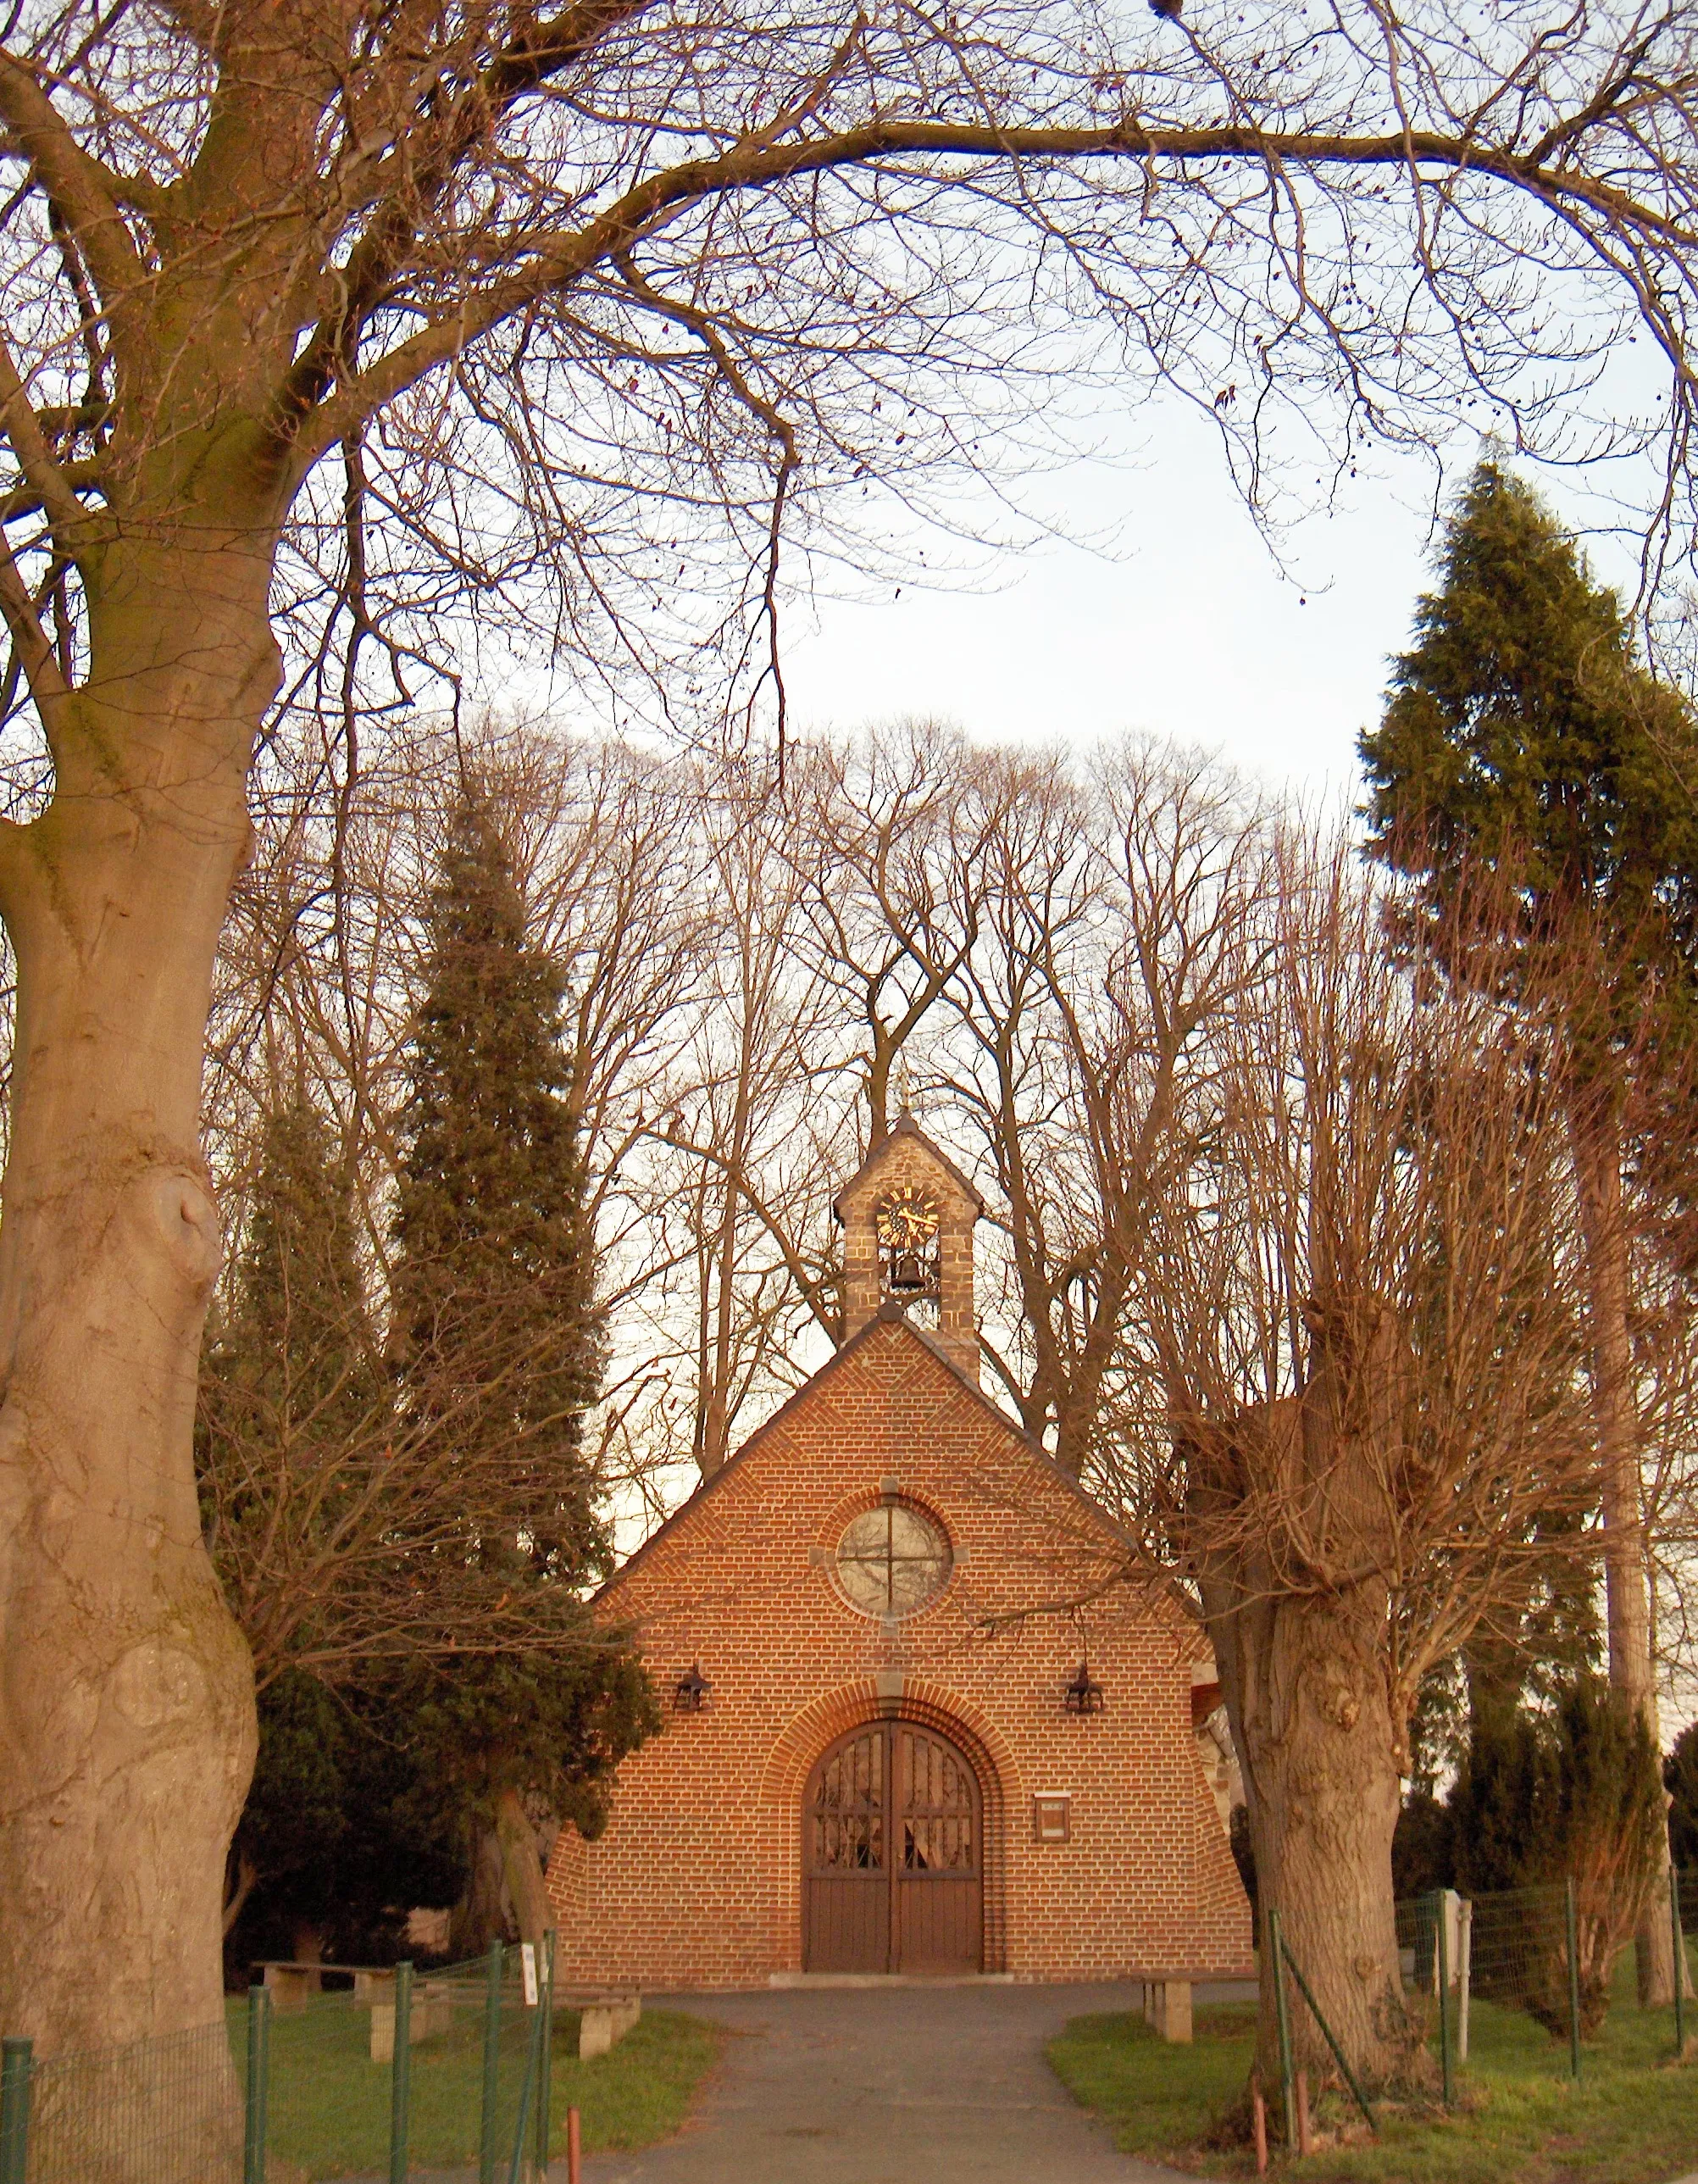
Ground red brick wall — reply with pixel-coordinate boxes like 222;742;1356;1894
547;1317;1252;1989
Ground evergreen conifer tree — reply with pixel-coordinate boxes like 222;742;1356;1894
1667;1722;1698;1871
205;1098;384;1480
391;792;603;1549
1447;1677;1665;2034
201;1095;388;1669
1362;464;1698;938
389;786;653;1946
223;1669;464;1975
202;1095;452;1957
1360;462;1698;1999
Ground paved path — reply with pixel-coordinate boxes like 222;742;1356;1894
583;1981;1215;2184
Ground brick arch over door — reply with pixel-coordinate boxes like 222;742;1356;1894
760;1681;1014;1974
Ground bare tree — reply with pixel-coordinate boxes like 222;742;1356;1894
8;1;1698;2073
202;711;1698;2099
943;743;1275;1468
1118;840;1616;2092
791;722;993;1153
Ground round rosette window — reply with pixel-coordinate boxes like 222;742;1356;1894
835;1500;952;1619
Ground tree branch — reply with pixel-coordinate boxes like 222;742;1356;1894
0;331;89;544
277;0;658;429
0;455;104;525
283;113;1695;471
0;49;147;302
610;249;798;757
0;526;72;751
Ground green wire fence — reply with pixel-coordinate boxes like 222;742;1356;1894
1255;1867;1697;2155
0;1935;566;2184
1391;1867;1698;2107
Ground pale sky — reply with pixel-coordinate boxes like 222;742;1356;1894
780;397;1645;806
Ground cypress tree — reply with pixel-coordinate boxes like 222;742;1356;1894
201;1095;388;1659
1360;463;1698;1999
205;1098;383;1475
1362;463;1698;942
391;792;605;1559
389;786;653;1945
202;1096;434;1956
224;1670;463;1975
1447;1678;1665;2035
1667;1722;1698;1870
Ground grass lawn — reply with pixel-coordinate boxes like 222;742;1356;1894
1047;1957;1698;2184
545;2009;724;2157
230;1992;722;2179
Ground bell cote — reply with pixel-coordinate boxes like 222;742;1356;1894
833;1114;982;1381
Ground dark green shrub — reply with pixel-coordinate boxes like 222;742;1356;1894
1228;1804;1257;1922
1393;1792;1455;1902
1667;1721;1698;1870
1448;1679;1663;2035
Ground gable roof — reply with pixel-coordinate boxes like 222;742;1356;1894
601;1300;1130;1599
830;1111;985;1220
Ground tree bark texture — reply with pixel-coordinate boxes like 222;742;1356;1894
1189;1329;1427;2101
1205;1564;1423;2101
451;1826;513;1958
1570;1090;1674;2007
0;538;278;2067
495;1786;554;1948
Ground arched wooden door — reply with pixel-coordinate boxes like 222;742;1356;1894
803;1720;982;1974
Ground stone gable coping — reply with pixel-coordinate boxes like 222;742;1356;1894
830;1110;985;1220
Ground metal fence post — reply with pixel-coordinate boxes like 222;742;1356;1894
480;1940;504;2184
1457;1898;1472;2064
1274;1926;1377;2132
1674;1870;1687;2059
1268;1908;1296;2151
1434;1892;1453;2108
534;1931;555;2184
0;2037;32;2184
1564;1879;1581;2082
244;1984;270;2184
390;1961;414;2184
508;1984;548;2184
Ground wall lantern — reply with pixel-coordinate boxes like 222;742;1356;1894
1063;1659;1105;1715
674;1663;713;1713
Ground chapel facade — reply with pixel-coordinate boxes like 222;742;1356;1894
546;1116;1252;1988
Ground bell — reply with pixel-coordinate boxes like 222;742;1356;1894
890;1251;927;1294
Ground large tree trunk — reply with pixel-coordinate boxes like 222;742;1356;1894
1188;1318;1427;2113
451;1825;513;1957
494;1785;553;1948
0;540;277;2090
1205;1562;1424;2111
1571;1089;1674;2006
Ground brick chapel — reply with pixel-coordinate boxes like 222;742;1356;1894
547;1116;1252;1988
